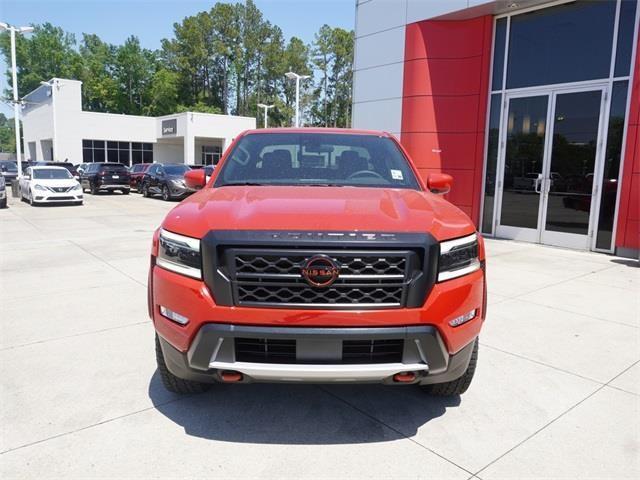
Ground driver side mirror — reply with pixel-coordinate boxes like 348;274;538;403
427;173;453;195
184;169;206;190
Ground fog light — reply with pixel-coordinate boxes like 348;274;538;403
159;305;189;325
449;309;476;327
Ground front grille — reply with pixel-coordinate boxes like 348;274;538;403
342;339;404;364
227;248;417;309
47;196;74;200
50;186;72;193
233;337;405;364
234;337;296;363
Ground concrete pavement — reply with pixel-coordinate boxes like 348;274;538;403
1;192;638;479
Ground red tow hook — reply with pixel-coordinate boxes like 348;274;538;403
393;371;416;383
220;370;243;383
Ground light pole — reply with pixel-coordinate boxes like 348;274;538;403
285;71;310;128
257;103;274;129
0;22;34;177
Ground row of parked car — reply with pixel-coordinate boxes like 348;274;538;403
0;160;215;207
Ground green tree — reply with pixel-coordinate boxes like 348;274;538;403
113;36;155;114
0;23;81;97
0;114;16;153
145;68;180;116
78;34;119;112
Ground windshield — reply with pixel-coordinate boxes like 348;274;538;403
214;133;421;189
164;165;190;175
0;161;18;173
33;168;73;180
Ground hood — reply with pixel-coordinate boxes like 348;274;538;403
162;186;475;241
32;178;78;187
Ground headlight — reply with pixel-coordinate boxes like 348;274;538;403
156;228;201;279
34;184;46;191
438;233;480;282
72;183;82;191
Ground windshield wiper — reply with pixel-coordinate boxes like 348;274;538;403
220;181;267;187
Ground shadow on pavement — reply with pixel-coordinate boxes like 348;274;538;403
610;258;639;268
148;370;460;444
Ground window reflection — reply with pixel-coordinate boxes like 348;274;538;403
500;96;548;230
545;91;602;235
507;1;616;89
596;81;628;250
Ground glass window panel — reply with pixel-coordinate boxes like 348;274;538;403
107;149;118;163
143;150;153;163
132;150;142;165
132;142;142;150
507;1;616;89
143;143;153;151
544;90;602;236
82;139;91;148
491;18;507;91
119;148;130;166
119;141;129;150
500;95;548;229
107;141;118;149
93;140;105;150
94;148;105;162
596;81;629;250
482;94;503;234
82;148;92;163
614;0;638;77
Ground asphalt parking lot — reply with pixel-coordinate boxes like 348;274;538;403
1;192;638;479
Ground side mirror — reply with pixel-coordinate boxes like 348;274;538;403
427;173;453;195
184;169;206;190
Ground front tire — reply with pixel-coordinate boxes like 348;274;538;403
90;182;98;195
161;185;171;201
155;335;211;394
421;339;478;396
122;188;130;195
0;198;6;209
142;183;150;198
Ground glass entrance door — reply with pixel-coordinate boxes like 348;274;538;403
495;94;550;242
540;90;603;249
495;87;606;249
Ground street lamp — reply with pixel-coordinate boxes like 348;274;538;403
257;103;274;129
0;22;34;177
285;71;310;128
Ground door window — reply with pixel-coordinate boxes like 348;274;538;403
543;90;602;236
499;95;548;230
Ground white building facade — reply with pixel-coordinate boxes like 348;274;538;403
22;78;255;167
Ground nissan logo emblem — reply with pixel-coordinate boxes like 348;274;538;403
301;255;340;288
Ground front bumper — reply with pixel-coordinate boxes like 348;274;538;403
33;191;83;203
158;324;477;385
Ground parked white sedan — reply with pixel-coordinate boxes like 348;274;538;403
19;166;83;206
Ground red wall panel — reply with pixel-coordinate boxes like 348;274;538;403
401;132;478;170
615;34;640;252
403;57;483;97
401;15;494;225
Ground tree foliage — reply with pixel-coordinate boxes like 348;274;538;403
0;1;354;150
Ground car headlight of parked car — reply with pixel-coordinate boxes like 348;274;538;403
156;228;201;279
34;184;46;191
72;183;82;191
438;233;480;282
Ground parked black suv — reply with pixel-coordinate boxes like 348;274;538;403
80;162;131;195
140;163;193;201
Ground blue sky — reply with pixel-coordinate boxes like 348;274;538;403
0;0;356;117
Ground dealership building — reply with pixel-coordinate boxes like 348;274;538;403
353;0;639;257
21;78;255;167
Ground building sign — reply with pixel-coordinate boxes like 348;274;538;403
162;119;177;136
